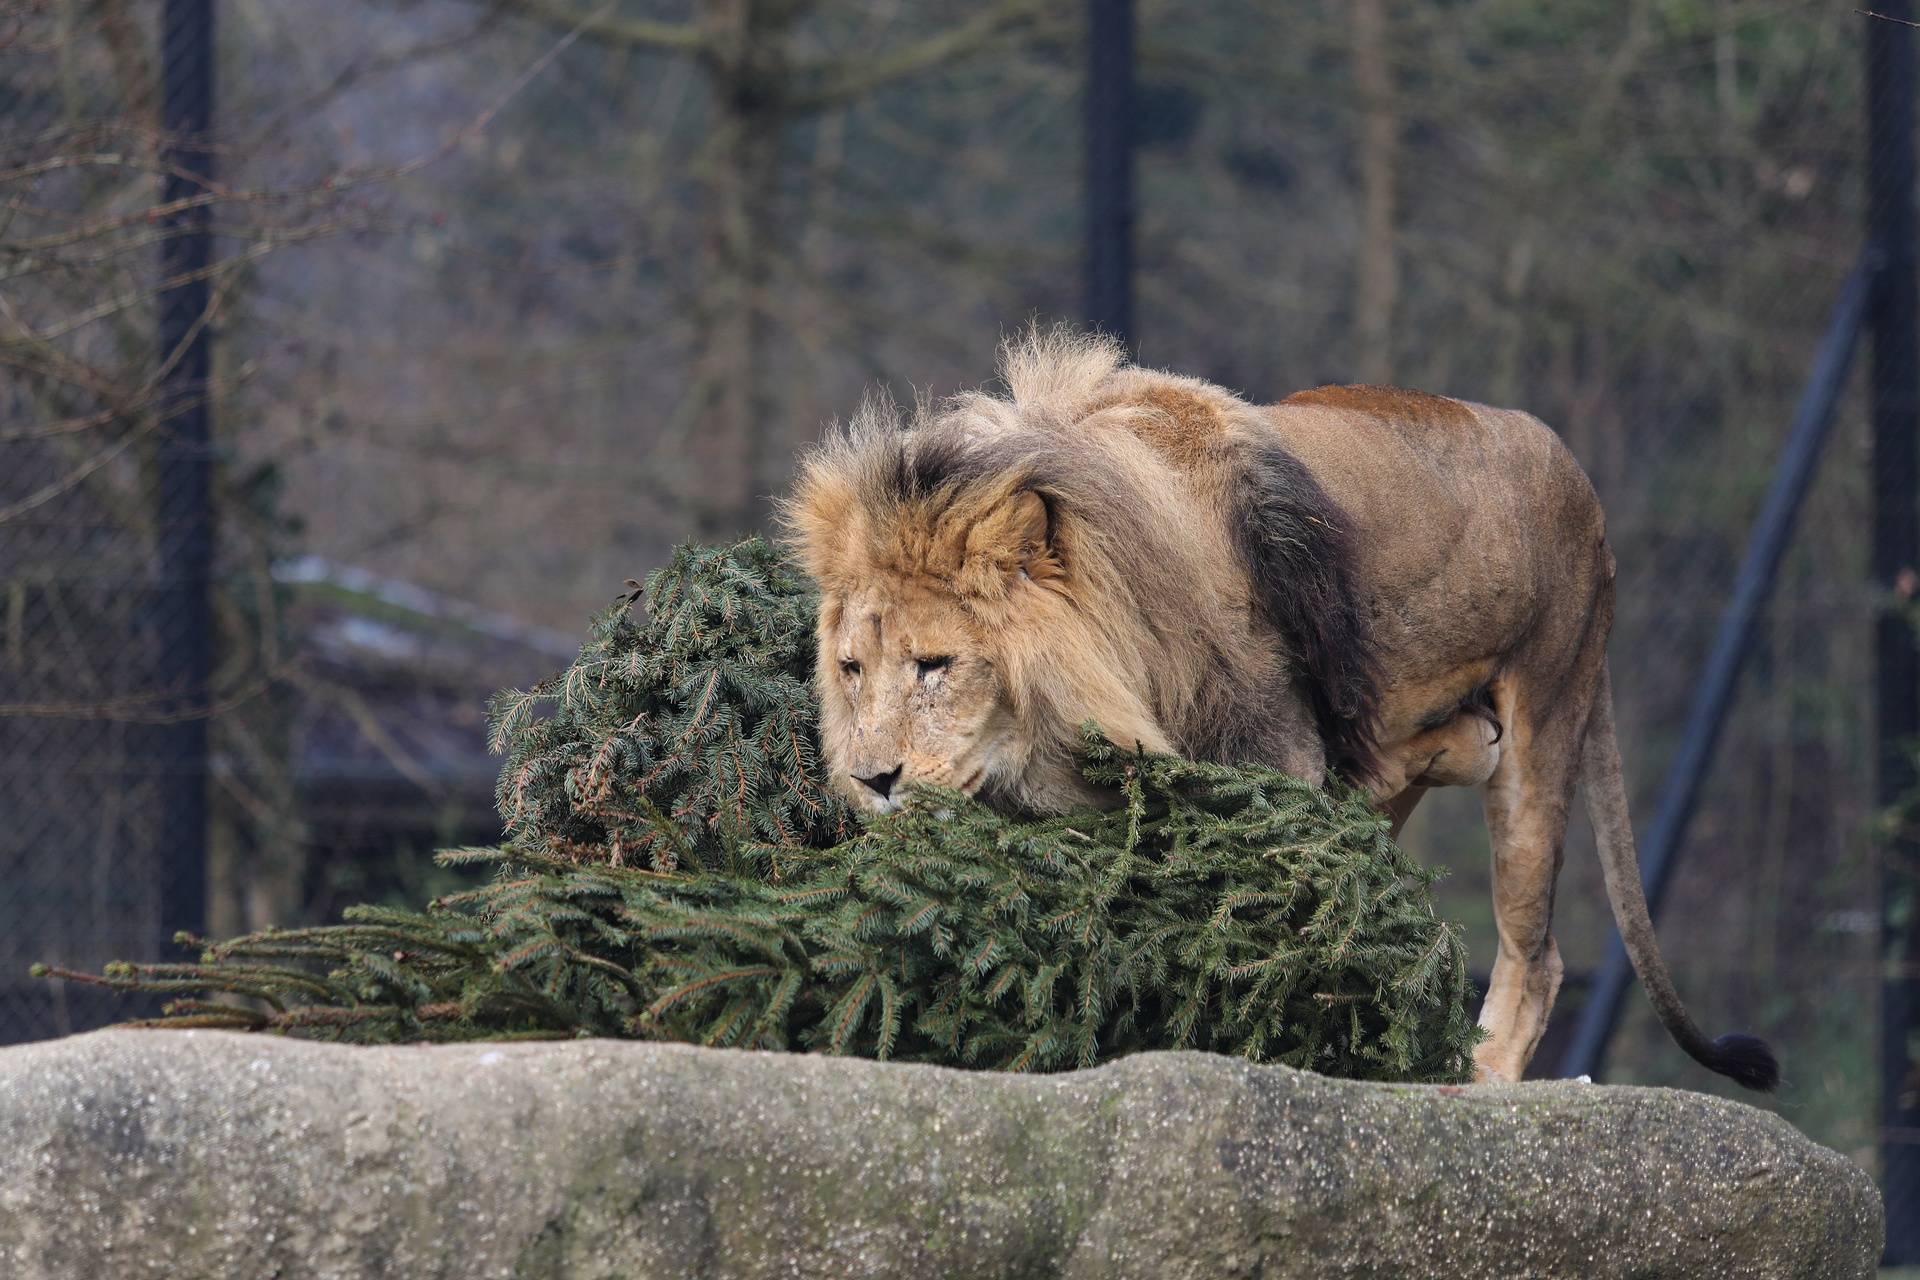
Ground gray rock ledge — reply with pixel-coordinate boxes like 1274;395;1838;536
0;1029;1883;1279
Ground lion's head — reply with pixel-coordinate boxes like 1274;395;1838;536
781;334;1196;816
783;434;1087;816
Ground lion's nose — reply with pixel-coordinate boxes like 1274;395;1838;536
854;766;903;800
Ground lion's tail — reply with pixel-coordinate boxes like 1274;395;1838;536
1580;661;1780;1091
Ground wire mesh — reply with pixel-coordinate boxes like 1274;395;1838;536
0;0;1901;1214
2;2;184;1039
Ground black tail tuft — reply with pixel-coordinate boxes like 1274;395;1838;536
1706;1033;1780;1092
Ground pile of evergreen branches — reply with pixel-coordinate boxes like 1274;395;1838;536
38;539;1478;1082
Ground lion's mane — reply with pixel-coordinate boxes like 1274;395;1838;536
784;330;1382;809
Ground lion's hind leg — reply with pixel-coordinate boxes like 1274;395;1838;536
1472;652;1602;1084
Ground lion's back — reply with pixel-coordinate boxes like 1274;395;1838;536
1269;383;1602;547
1265;383;1610;680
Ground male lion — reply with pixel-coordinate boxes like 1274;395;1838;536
783;329;1777;1090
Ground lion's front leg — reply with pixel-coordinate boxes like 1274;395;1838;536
1381;784;1428;841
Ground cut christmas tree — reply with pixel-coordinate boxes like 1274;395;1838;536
38;539;1479;1083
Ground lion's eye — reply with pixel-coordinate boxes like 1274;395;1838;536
915;656;952;678
840;659;861;677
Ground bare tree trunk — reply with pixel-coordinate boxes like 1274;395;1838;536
694;0;791;539
494;0;1034;538
1350;0;1398;385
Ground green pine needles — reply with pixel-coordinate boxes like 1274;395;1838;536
37;539;1479;1082
488;537;852;869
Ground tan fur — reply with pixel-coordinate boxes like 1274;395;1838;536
785;329;1742;1086
1282;382;1479;428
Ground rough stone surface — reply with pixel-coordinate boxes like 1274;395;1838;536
0;1030;1882;1279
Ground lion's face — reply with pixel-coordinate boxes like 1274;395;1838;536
785;391;1142;818
818;583;1020;813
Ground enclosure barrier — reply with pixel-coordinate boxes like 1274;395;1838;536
1556;260;1869;1083
1559;12;1919;1263
154;0;218;962
1867;0;1920;1261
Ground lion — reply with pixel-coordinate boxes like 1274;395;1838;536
782;328;1777;1090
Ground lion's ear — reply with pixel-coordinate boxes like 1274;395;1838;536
959;486;1059;597
780;466;859;591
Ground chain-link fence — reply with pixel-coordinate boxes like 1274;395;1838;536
2;2;211;1040
1;0;1911;1237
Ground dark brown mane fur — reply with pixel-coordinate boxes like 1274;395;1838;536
1230;441;1384;782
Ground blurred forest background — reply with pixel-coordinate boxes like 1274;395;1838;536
0;0;1893;1172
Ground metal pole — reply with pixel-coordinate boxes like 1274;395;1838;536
1556;261;1868;1082
155;0;216;948
1868;2;1920;1263
1084;0;1134;349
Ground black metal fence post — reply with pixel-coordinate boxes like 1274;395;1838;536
1084;0;1134;350
1868;2;1920;1264
155;0;217;948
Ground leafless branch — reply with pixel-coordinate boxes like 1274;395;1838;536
785;0;1050;110
493;0;706;54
